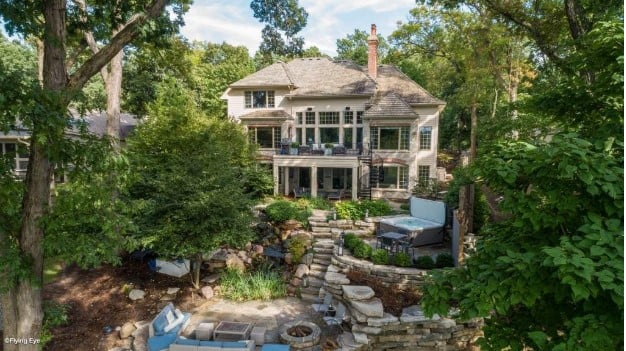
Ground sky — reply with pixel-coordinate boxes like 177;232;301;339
180;0;416;57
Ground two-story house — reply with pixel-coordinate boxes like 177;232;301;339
222;25;445;201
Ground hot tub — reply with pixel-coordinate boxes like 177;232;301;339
380;216;444;246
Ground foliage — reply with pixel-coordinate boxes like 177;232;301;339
435;253;454;268
343;233;359;251
335;29;390;65
393;252;412;267
443;168;490;233
41;301;70;346
412;179;446;200
288;236;308;264
295;196;332;210
250;0;308;65
352;241;373;259
126;80;256;262
220;267;287;301
265;200;299;223
422;134;624;350
370;249;390;265
414;256;435;269
335;200;392;220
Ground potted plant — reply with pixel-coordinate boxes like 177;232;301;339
290;142;300;155
324;143;333;155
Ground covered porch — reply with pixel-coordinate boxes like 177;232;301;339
273;155;360;200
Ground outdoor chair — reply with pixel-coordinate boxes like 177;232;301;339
323;303;346;332
332;145;347;155
298;145;311;155
311;293;333;313
326;189;345;201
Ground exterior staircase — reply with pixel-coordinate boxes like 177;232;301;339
300;215;335;302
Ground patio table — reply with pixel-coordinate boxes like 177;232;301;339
377;232;409;254
213;321;253;341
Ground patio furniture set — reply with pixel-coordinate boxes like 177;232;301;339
147;303;289;351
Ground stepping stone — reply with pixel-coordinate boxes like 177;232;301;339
128;289;145;301
342;285;375;300
324;272;350;285
349;298;384;318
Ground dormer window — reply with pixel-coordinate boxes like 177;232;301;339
245;90;275;108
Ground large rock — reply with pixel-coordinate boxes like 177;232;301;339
324;272;350;285
349;298;384;318
200;286;214;300
166;288;180;295
132;322;149;351
225;253;245;272
294;264;309;278
120;322;137;339
128;289;145;301
367;313;399;327
400;305;429;323
342;285;375;300
201;273;220;284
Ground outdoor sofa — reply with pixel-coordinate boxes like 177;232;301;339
147;303;192;351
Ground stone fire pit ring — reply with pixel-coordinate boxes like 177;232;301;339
279;320;321;349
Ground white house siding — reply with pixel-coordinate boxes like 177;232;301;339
226;88;292;120
413;106;440;182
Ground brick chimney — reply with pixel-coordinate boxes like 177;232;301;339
367;24;379;79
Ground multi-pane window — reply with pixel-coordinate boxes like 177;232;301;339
296;112;303;124
376;166;409;189
319;112;339;124
344;129;353;146
1;142;28;173
344;111;354;124
356;111;364;124
418;165;430;184
419;126;432;150
305;111;315;124
244;90;275;108
320;128;339;144
370;127;410;150
248;127;281;148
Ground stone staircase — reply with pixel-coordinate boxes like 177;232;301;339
300;215;335;302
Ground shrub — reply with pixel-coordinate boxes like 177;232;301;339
343;233;359;250
360;199;393;217
335;201;363;220
371;249;390;265
353;241;373;259
414;255;435;269
288;236;309;264
400;203;410;211
435;253;455;268
295;196;332;210
220;267;287;301
41;301;70;345
265;200;297;223
393;252;412;267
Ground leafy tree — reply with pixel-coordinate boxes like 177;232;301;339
301;46;328;58
335;29;390;65
250;0;308;65
126;80;258;288
0;1;188;348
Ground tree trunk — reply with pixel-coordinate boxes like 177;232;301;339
193;254;202;289
106;48;123;151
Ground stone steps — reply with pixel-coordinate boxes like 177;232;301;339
299;292;318;302
306;276;324;288
312;247;334;254
313;258;332;266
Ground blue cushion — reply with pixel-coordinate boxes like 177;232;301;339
222;342;247;348
153;315;169;335
261;345;289;351
199;341;223;347
147;333;177;351
175;338;199;346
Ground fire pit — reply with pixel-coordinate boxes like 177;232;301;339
279;320;321;349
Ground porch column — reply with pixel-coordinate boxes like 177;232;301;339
283;167;290;195
352;166;358;200
311;166;318;198
273;164;279;196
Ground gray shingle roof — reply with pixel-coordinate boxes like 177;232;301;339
230;62;294;87
239;109;292;120
364;93;418;119
286;58;376;97
375;65;445;105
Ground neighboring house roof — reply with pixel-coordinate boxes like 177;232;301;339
227;58;445;108
364;93;419;119
239;109;292;120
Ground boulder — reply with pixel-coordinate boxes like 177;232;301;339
128;289;145;301
131;322;149;351
200;286;214;300
324;272;350;285
294;264;309;278
290;277;302;286
225;253;245;272
120;322;137;339
166;288;180;295
201;273;220;284
284;253;293;265
253;245;264;255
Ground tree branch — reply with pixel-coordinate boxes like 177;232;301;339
74;0;110;81
67;0;167;91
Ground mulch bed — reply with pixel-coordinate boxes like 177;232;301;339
346;268;421;316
